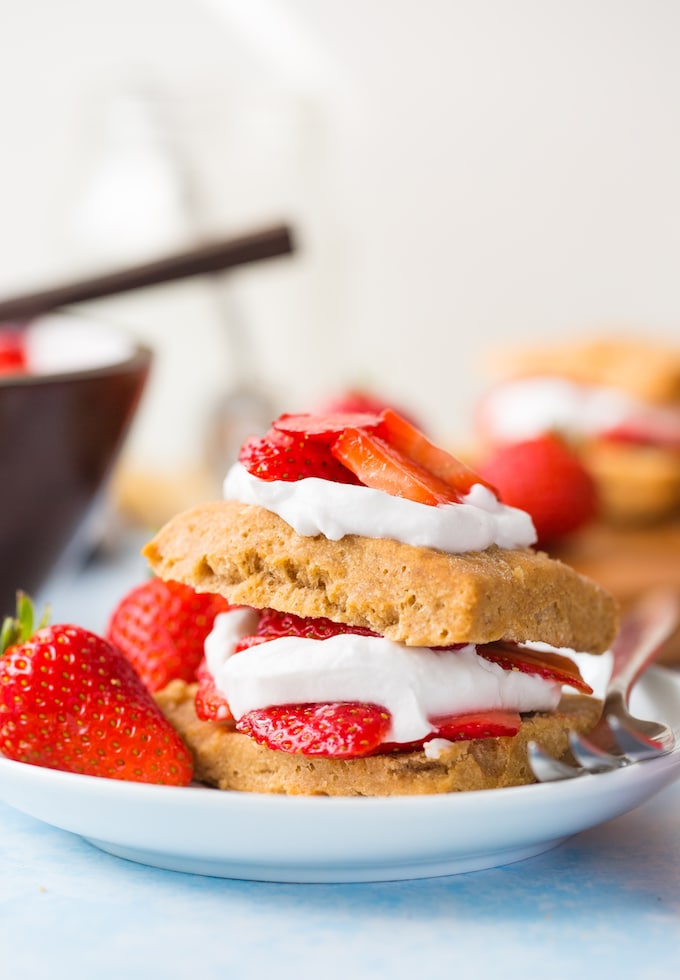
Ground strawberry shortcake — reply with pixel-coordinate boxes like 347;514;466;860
145;409;617;796
476;336;680;524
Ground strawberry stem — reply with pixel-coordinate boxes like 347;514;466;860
0;592;49;655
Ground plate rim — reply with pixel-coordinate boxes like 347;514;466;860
2;666;680;881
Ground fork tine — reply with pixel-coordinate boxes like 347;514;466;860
607;715;671;760
527;740;583;781
528;718;672;783
528;590;679;784
567;731;627;773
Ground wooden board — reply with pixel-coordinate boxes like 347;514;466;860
552;520;680;665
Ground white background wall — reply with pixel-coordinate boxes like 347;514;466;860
1;0;679;472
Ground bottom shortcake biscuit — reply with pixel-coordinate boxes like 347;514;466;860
156;680;602;796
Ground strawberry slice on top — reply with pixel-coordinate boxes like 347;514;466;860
250;409;495;508
272;411;383;441
239;425;360;484
376;409;498;497
331;426;461;505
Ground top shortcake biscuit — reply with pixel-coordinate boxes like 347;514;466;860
143;499;617;654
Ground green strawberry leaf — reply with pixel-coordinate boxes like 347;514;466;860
0;592;49;655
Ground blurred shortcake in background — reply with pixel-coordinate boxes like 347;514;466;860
471;333;680;663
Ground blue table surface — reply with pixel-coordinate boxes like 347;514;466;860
2;534;680;979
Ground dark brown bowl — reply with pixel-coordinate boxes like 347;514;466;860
0;325;151;617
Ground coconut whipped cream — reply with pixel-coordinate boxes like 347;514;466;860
478;376;645;443
205;609;562;744
223;462;536;552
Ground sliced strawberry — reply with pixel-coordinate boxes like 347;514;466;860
194;657;233;722
376;709;522;753
600;413;680;450
272;411;383;442
253;608;378;642
477;641;593;694
315;390;423;427
229;609;378;652
239;427;359;484
377;409;498;497
233;634;271;653
430;709;522;740
332;427;460;505
246;410;495;505
196;611;379;721
236;701;391;757
237;701;523;759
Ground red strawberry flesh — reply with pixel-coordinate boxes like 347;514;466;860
377;408;498;497
0;607;193;785
195;656;233;722
236;702;391;757
253;608;378;642
332;427;461;505
430;709;522;740
239;427;360;484
377;709;523;753
272;411;383;441
477;641;593;694
199;611;591;758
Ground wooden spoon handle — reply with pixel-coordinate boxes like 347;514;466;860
0;224;294;323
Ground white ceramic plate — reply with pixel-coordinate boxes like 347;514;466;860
1;667;680;883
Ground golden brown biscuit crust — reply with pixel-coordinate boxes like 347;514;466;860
142;500;617;653
156;680;602;796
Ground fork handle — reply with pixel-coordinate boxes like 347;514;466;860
606;590;680;705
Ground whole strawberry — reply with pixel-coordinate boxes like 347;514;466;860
107;578;232;692
477;434;598;545
0;594;193;784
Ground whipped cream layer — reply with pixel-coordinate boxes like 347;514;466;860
223;462;536;552
478;376;669;443
205;609;562;744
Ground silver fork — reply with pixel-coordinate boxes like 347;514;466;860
528;589;680;782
